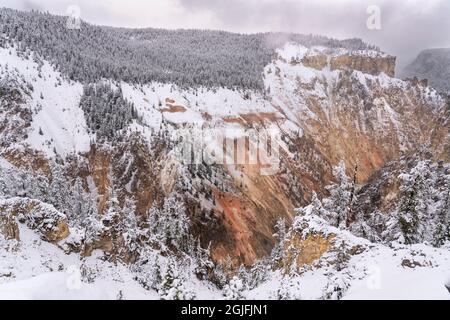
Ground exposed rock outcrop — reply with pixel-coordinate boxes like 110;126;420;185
331;55;396;77
300;55;328;70
300;53;396;77
0;212;20;241
0;42;448;267
0;198;69;243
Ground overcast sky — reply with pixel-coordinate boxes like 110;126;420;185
1;0;449;68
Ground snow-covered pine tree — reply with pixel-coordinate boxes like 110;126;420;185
246;260;270;290
148;194;190;250
147;202;162;242
15;168;32;198
271;218;287;267
323;161;354;228
102;189;124;263
190;239;214;280
122;197;141;256
160;258;195;300
69;177;95;227
31;174;51;204
277;276;301;300
322;272;351;300
131;249;163;291
49;164;71;214
433;183;450;246
309;191;340;224
223;276;244;300
0;167;8;197
396;161;430;244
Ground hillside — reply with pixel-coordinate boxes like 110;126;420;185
401;48;450;94
0;9;449;300
0;8;379;90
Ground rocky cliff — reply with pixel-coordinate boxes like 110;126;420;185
0;41;448;268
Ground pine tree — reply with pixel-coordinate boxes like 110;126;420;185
82;210;102;256
396;161;430;244
277;276;301;300
324;161;353;228
160;259;195;300
0;167;6;197
191;240;214;280
322;272;350;300
433;189;450;246
223;276;244;300
49;164;71;214
148;202;162;241
15;168;32;197
148;194;190;250
102;189;123;263
122;197;140;255
271;218;287;266
69;177;95;227
32;174;50;203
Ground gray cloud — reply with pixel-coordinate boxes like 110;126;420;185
177;0;450;68
1;0;449;69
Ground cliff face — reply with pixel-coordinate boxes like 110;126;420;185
330;55;396;77
301;53;396;77
0;198;69;243
267;44;447;182
172;45;445;264
1;42;448;266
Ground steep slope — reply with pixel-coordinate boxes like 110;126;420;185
0;10;449;300
1;40;449;266
0;7;379;91
247;208;450;300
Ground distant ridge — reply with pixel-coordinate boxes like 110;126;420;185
0;7;380;90
402;48;450;93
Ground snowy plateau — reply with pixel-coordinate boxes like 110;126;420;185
0;9;449;301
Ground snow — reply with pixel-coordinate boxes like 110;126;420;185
352;49;388;58
244;210;450;300
276;43;309;62
343;245;450;300
246;243;450;301
0;46;91;157
0;272;157;300
0;224;152;299
275;43;387;63
121;82;277;128
1;39;449;301
344;264;449;300
0;157;13;170
0;222;222;300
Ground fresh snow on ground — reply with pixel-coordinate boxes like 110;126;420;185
0;223;222;300
246;244;450;300
1;41;449;301
246;211;450;300
0;272;156;300
0;46;91;157
1;217;448;300
0;225;156;300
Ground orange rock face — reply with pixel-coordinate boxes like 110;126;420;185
301;55;329;70
330;55;396;77
0;198;70;243
282;233;334;271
